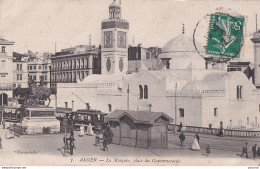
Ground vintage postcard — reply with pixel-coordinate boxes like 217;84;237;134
0;0;260;166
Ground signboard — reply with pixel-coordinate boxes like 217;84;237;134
31;111;54;117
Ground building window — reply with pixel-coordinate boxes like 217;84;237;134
139;85;143;99
214;108;218;116
38;65;41;69
20;74;22;80
144;85;148;99
86;59;89;68
65;102;68;108
166;60;170;69
20;64;22;70
179;108;184;117
237;86;240;100
81;71;84;79
85;71;89;77
34;66;36;70
18;84;21;88
247;117;250;125
74;60;76;69
1;46;6;53
17;74;19;80
17;64;20;70
239;86;243;99
108;104;112;112
13;84;16;88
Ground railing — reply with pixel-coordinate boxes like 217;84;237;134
166;90;225;97
0;83;14;90
97;88;122;96
168;124;260;137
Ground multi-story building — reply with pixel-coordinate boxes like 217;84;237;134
13;53;28;88
0;37;15;105
50;45;101;88
27;52;52;88
128;45;162;72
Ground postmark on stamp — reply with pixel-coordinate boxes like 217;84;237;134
206;13;244;58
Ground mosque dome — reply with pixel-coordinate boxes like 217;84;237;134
159;34;206;70
109;0;121;7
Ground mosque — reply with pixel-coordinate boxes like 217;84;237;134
56;1;260;130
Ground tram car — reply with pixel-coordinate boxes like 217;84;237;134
66;109;108;133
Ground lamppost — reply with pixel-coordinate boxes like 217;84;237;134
1;84;4;127
174;83;178;133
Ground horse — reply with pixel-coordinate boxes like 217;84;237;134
31;83;52;107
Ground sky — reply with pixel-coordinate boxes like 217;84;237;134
0;0;260;62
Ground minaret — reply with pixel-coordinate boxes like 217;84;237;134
101;0;129;74
251;30;260;88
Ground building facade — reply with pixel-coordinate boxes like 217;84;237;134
128;45;162;72
27;52;52;88
55;1;260;130
50;45;101;88
13;57;28;89
101;1;129;75
251;30;260;88
0;37;15;105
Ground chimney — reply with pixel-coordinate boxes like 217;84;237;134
72;100;74;111
86;103;90;110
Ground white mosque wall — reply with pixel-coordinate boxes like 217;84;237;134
56;70;260;129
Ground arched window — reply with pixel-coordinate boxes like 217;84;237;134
144;85;148;99
139;85;143;99
236;86;239;100
166;60;170;69
239;86;243;99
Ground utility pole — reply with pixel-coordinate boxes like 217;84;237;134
127;83;129;110
89;35;91;47
256;14;258;32
55;42;57;53
1;85;4;128
174;83;178;133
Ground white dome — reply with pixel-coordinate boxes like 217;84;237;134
159;34;205;70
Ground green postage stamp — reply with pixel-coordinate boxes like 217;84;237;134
206;13;244;58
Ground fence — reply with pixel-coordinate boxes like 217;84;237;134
168;124;260;137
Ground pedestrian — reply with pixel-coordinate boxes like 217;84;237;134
252;144;257;159
0;136;2;149
79;124;84;137
240;142;248;158
179;132;185;147
109;130;113;144
69;139;76;155
205;145;210;155
70;129;75;141
257;147;260;158
102;137;108;151
179;122;183;132
195;133;200;143
95;131;100;146
191;135;200;150
63;135;69;149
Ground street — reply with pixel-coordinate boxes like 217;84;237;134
0;128;259;166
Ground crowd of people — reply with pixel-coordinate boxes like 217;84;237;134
179;131;260;159
63;122;113;155
240;142;260;159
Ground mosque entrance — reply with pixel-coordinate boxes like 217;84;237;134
0;93;8;106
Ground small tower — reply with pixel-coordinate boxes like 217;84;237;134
251;30;260;88
101;0;129;74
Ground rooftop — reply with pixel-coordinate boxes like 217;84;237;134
105;109;173;124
